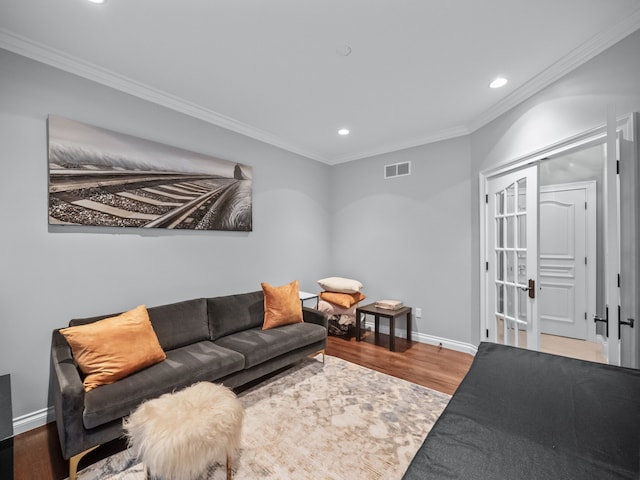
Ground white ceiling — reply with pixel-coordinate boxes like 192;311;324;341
1;0;640;164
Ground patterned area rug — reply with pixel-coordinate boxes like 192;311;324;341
75;355;450;480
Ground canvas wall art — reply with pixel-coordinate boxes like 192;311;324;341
47;115;253;231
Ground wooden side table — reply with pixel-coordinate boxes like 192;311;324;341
355;303;412;351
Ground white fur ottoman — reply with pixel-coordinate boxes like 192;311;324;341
124;382;244;480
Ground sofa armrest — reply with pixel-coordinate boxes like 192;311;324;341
302;307;328;329
51;329;86;459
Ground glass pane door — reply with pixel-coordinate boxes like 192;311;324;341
487;166;539;351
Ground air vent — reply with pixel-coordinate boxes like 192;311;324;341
384;161;411;179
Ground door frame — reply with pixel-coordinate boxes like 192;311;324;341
618;112;639;367
479;114;635;361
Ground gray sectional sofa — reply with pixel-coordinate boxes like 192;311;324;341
51;290;328;479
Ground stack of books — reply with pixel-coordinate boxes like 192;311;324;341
375;299;404;310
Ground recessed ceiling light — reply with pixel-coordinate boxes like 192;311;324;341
338;128;350;136
489;77;508;89
88;0;105;4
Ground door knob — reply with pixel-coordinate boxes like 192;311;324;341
518;279;536;299
594;306;609;338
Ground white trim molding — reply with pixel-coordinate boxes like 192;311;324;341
467;6;640;133
12;406;55;436
362;320;478;356
10;329;476;437
3;4;640;166
328;125;470;165
0;28;329;164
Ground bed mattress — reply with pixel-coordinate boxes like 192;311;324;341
403;342;640;480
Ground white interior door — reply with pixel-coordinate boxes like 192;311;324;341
486;165;539;351
539;182;596;341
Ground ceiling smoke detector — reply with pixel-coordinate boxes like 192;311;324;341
336;45;352;57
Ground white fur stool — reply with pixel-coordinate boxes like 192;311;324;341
124;382;244;480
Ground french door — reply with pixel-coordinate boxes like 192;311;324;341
481;115;638;366
486;165;539;351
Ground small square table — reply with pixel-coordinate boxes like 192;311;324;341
355;303;412;352
299;291;319;308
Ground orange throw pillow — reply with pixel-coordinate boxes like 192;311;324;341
60;305;166;391
319;291;366;309
261;280;304;330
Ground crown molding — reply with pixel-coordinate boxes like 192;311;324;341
327;125;471;165
3;6;640;166
0;28;330;164
467;7;640;133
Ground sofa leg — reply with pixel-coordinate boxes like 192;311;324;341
69;445;99;480
226;452;233;480
309;350;325;363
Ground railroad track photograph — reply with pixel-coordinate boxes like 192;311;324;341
48;115;252;231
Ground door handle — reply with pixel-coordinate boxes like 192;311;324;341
594;305;609;338
618;318;635;339
519;279;536;299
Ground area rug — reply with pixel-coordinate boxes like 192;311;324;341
74;355;450;480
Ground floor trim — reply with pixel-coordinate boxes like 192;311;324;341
362;320;478;356
13;406;54;436
12;329;477;435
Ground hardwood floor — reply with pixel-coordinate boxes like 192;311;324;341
12;422;69;480
326;330;474;396
11;332;474;480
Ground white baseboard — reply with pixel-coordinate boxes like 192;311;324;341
362;320;478;356
13;406;54;436
11;327;477;436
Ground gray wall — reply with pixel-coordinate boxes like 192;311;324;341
469;28;640;344
2;25;640;429
329;136;473;344
0;48;332;421
328;27;640;351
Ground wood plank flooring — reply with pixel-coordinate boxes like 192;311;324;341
11;332;474;480
326;330;474;395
